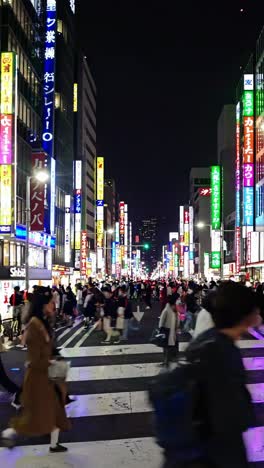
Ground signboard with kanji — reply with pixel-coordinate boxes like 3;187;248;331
210;166;221;230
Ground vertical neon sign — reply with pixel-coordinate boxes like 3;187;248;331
42;0;57;234
96;157;104;270
235;102;241;274
0;52;15;234
211;166;221;269
243;74;254;228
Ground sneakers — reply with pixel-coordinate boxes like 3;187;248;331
101;340;111;344
49;444;68;453
1;428;17;449
113;339;120;344
11;393;21;410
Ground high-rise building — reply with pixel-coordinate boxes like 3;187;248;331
189;167;211;276
234;30;264;281
0;0;56;317
75;54;96;251
52;0;75;275
138;217;158;272
217;104;236;264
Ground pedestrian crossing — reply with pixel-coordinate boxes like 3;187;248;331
2;336;264;466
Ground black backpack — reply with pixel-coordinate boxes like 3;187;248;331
149;360;208;462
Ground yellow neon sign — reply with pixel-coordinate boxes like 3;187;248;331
97;157;104;201
1;53;14;114
73;83;78;112
0;165;12;225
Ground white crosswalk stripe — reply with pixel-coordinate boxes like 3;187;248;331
1;332;264;466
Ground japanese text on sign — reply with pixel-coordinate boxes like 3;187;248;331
0;165;12;229
0;114;12;164
1;53;14;114
42;0;56;155
211;251;221;269
81;231;87;277
210;166;221;230
30;153;46;231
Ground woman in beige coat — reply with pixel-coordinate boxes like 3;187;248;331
1;287;70;452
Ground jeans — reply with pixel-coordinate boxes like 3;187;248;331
122;318;131;339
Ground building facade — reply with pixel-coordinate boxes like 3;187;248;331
217;104;236;264
189;167;211;277
0;0;56;317
52;0;75;282
235;28;264;281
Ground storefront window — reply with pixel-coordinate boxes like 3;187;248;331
3;243;10;267
16;244;21;266
10;243;16;266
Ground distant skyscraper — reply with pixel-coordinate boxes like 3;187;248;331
138;217;159;272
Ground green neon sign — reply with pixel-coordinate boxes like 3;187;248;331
211;165;221;230
211;251;221;269
243;91;254;117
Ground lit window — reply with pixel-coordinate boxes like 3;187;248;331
55;92;61;109
57;19;63;34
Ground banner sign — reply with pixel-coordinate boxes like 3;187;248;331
211;165;221;230
30;152;46;231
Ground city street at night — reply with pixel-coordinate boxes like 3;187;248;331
0;304;264;466
0;1;264;467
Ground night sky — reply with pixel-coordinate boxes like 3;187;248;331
77;0;264;231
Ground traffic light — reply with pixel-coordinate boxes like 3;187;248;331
144;243;150;250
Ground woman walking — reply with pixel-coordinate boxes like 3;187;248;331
1;287;70;451
159;293;180;367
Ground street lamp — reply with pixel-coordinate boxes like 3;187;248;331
25;170;49;292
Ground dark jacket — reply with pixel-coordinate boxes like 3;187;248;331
118;295;133;319
104;297;117;320
185;328;254;468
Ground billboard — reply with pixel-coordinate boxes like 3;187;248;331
30;152;46;231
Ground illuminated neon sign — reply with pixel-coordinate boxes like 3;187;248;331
0;52;16;234
235;102;241;274
42;0;57;234
243;74;254;227
210;166;221;230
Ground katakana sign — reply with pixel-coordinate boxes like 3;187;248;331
30;153;46;231
0;114;13;164
210;166;221;230
243;76;254;227
42;0;56;155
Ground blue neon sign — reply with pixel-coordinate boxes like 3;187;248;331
42;0;56;156
42;0;57;234
243;187;254;226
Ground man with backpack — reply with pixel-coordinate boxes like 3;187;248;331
150;282;260;468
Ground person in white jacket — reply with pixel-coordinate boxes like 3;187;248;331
192;291;216;339
159;294;180;367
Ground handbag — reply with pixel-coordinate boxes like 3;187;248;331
48;359;70;381
150;327;169;348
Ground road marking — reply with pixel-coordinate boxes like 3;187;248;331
74;321;100;348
